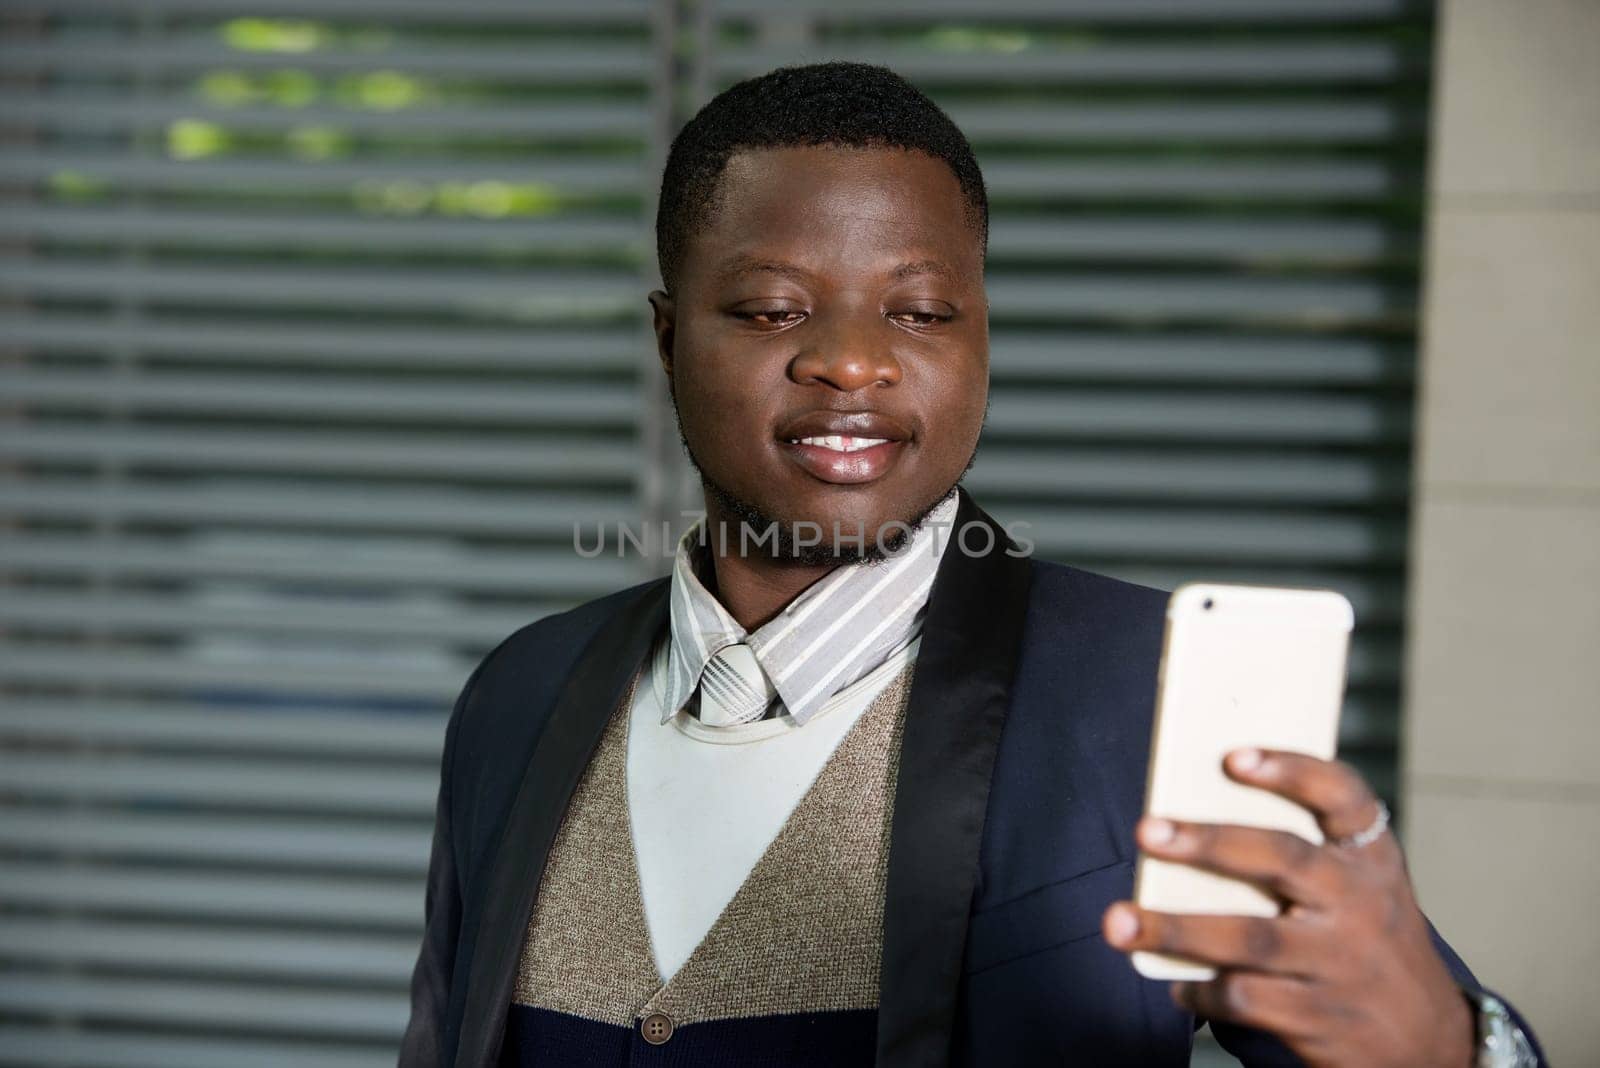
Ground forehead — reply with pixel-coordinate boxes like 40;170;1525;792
685;144;982;286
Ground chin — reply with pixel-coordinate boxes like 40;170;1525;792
783;485;913;530
704;474;923;558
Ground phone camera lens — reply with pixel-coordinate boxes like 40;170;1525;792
1202;598;1215;610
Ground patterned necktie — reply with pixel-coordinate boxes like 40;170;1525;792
695;642;778;727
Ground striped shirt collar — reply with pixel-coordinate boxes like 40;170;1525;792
661;490;958;727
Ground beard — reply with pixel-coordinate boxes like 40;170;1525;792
697;467;962;567
669;389;981;568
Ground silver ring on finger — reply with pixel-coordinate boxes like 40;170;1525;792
1330;798;1389;850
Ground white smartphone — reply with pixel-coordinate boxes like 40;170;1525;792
1131;581;1354;981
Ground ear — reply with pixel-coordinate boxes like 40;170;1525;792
646;289;676;378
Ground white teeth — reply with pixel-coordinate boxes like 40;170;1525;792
792;435;890;452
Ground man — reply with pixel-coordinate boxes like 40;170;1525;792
400;63;1543;1067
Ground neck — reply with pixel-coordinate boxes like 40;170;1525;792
699;498;839;631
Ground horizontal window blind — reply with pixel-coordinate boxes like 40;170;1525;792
1;1;1432;1064
1;2;669;1065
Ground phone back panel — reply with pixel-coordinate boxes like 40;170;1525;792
1132;582;1353;980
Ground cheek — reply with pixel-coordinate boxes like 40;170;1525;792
671;342;779;444
927;363;989;448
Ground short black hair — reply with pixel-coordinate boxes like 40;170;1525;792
654;61;988;294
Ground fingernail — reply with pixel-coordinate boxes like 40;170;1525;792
1106;904;1139;946
1141;817;1176;846
1230;748;1263;772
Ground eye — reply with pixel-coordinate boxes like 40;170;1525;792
731;308;805;327
888;309;952;326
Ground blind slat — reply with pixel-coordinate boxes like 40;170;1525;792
0;37;652;78
983;158;1403;200
991;332;1411;385
1;205;644;253
0;40;657;79
5;0;657;20
0;643;470;699
0;534;635;594
0;754;435;815
0;314;643;369
967;449;1406;504
0;424;639;481
0;862;422;927
0;370;639;423
0;976;406;1041
0;262;643;316
710;0;1421;20
0;920;420;983
0;589;547;646
0;1028;395;1068
0;479;634;534
0;154;647;195
0;700;446;757
985;390;1411;443
715;43;1412;83
1016;507;1405;564
0;811;430;873
1;96;655;138
989;217;1413;264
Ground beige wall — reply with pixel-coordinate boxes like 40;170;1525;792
1403;1;1600;1062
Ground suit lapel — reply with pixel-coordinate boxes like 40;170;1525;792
877;486;1034;1067
454;577;669;1068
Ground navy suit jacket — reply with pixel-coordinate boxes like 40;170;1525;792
400;486;1544;1067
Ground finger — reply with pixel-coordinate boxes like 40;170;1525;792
1103;902;1319;976
1172;971;1319;1040
1224;748;1384;843
1137;816;1343;908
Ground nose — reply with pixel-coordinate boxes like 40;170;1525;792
787;315;902;392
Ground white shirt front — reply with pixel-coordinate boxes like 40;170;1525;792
625;629;921;982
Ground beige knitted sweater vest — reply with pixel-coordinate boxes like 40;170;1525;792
512;657;915;1030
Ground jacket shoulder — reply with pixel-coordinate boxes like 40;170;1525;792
1024;557;1171;634
1010;557;1172;785
1008;557;1172;769
462;577;665;700
444;577;667;835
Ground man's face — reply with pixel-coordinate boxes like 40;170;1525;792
649;144;989;561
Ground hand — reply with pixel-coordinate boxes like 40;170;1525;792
1101;748;1476;1068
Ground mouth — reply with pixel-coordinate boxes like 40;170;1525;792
774;412;915;486
779;436;907;484
783;434;891;452
773;410;913;486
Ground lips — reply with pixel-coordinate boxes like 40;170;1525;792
775;410;911;485
789;434;889;452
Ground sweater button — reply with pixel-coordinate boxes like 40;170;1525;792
640;1011;674;1045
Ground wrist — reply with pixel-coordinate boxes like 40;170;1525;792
1436;985;1477;1068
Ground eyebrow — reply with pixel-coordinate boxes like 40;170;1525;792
711;255;958;286
891;259;958;283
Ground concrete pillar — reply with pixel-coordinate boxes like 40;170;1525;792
1403;2;1600;1061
